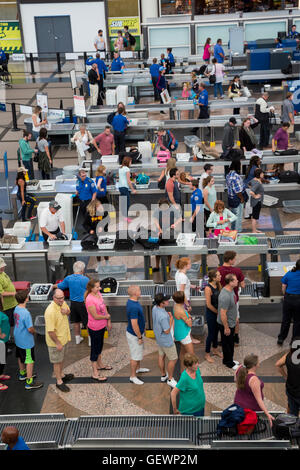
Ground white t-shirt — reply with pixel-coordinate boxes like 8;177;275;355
119;166;130;188
212;63;224;83
94;36;106;51
32;114;41;132
39;208;64;232
175;271;191;301
199;171;209;190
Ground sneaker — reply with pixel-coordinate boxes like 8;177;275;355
25;380;44;390
129;376;144;385
231;364;239;370
161;374;169;382
56;382;70;392
19;373;36;381
75;336;84;345
233;360;240;365
167;378;177;388
62;373;74;383
136;368;150;373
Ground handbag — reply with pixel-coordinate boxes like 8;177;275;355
80;233;98;250
158;174;166;189
209;74;216;84
87;144;96;154
100;277;118;295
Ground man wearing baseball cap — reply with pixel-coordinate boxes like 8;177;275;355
39;201;66;241
152;293;178;388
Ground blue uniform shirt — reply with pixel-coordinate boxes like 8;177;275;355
86;57;108;76
198;89;208;106
281;270;300;294
191;188;203;215
150;63;160;78
112;113;129;132
276;42;283;48
214;43;225;63
76;177;96;201
111;57;125;72
126;299;145;336
57;274;89;302
95;175;107;198
168;52;175;65
289;30;299;39
0;50;6;63
6;436;29;450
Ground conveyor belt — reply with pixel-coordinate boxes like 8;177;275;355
117;285;156;297
270;235;300;248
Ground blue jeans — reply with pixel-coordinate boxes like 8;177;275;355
214;82;223;98
287;391;300;417
119;187;130;217
230;203;244;232
205;309;219;353
23;159;34;180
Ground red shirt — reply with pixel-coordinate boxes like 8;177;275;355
218;265;244;301
95;132;114;155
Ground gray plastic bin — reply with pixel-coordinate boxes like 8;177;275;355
183;135;199;150
97;264;127;280
191;315;205;336
34;316;45;335
283;200;300;213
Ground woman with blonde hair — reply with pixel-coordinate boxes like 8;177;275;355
83;199;109;235
171;353;206;416
175;257;200;344
158;157;177;189
71;124;94;166
204;269;222;363
234;354;274;427
95;165;108;203
206;200;237;237
84;279;112;381
32;105;47;141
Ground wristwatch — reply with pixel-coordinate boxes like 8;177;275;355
138;336;142;340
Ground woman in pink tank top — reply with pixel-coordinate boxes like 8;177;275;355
203;38;212;63
234;354;274;427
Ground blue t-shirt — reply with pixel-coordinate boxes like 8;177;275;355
191;188;203;215
214;44;225;63
152;305;173;348
112;114;129;132
126;299;145;336
168;53;175;65
96;175;107;198
13;306;34;350
57;274;89;302
6;436;29;450
150;63;160;78
281;270;300;294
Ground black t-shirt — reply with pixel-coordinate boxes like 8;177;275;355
88;68;98;85
286;352;300;399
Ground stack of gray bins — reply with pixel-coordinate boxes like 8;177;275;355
62;165;80;178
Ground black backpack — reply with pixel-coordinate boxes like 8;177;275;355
136;228;160;250
272;414;300;440
196;65;207;76
278;170;300;183
128;33;136;46
274;149;299;156
100;277;118;295
107;111;116;125
119;148;142;164
114;231;135;251
81;233;98;250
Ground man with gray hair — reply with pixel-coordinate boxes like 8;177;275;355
255;91;275;149
55;261;89;345
44;289;73;392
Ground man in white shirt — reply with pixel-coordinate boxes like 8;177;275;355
199;164;213;190
94;30;106;52
255;92;275;150
40;201;66;241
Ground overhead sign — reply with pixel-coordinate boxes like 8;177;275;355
0;21;23;54
108;17;140;37
73;95;86;117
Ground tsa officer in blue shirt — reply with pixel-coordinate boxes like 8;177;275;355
214;39;225;64
150;58;160;100
278;259;300;346
112;102;130;154
75;168;97;214
198;82;209;119
86;53;108;105
275;38;283;48
111;51;125;72
190;179;203;233
289;25;300;39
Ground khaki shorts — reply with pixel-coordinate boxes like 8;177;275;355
126;331;144;361
158;344;178;361
48;345;66;364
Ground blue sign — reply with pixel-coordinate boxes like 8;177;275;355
0;103;6;112
287;80;300;112
3;151;8;180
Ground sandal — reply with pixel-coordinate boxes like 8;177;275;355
0;384;8;391
91;376;107;382
98;366;113;370
0;375;10;381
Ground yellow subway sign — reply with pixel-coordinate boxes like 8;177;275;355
108;17;140;37
0;21;23;53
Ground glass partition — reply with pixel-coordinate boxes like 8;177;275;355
244;20;287;41
149;25;191;57
196;22;238;55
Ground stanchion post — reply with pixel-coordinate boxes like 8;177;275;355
79;85;84;96
56;52;62;74
60;99;63;109
83;51;87;64
11;103;20;131
29;53;35;75
69;108;74;123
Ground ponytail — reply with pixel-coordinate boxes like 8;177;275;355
236;354;259;390
84;278;100;301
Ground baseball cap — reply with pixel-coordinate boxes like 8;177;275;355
17;166;28;173
49;200;61;211
229;117;237;125
154;293;171;305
